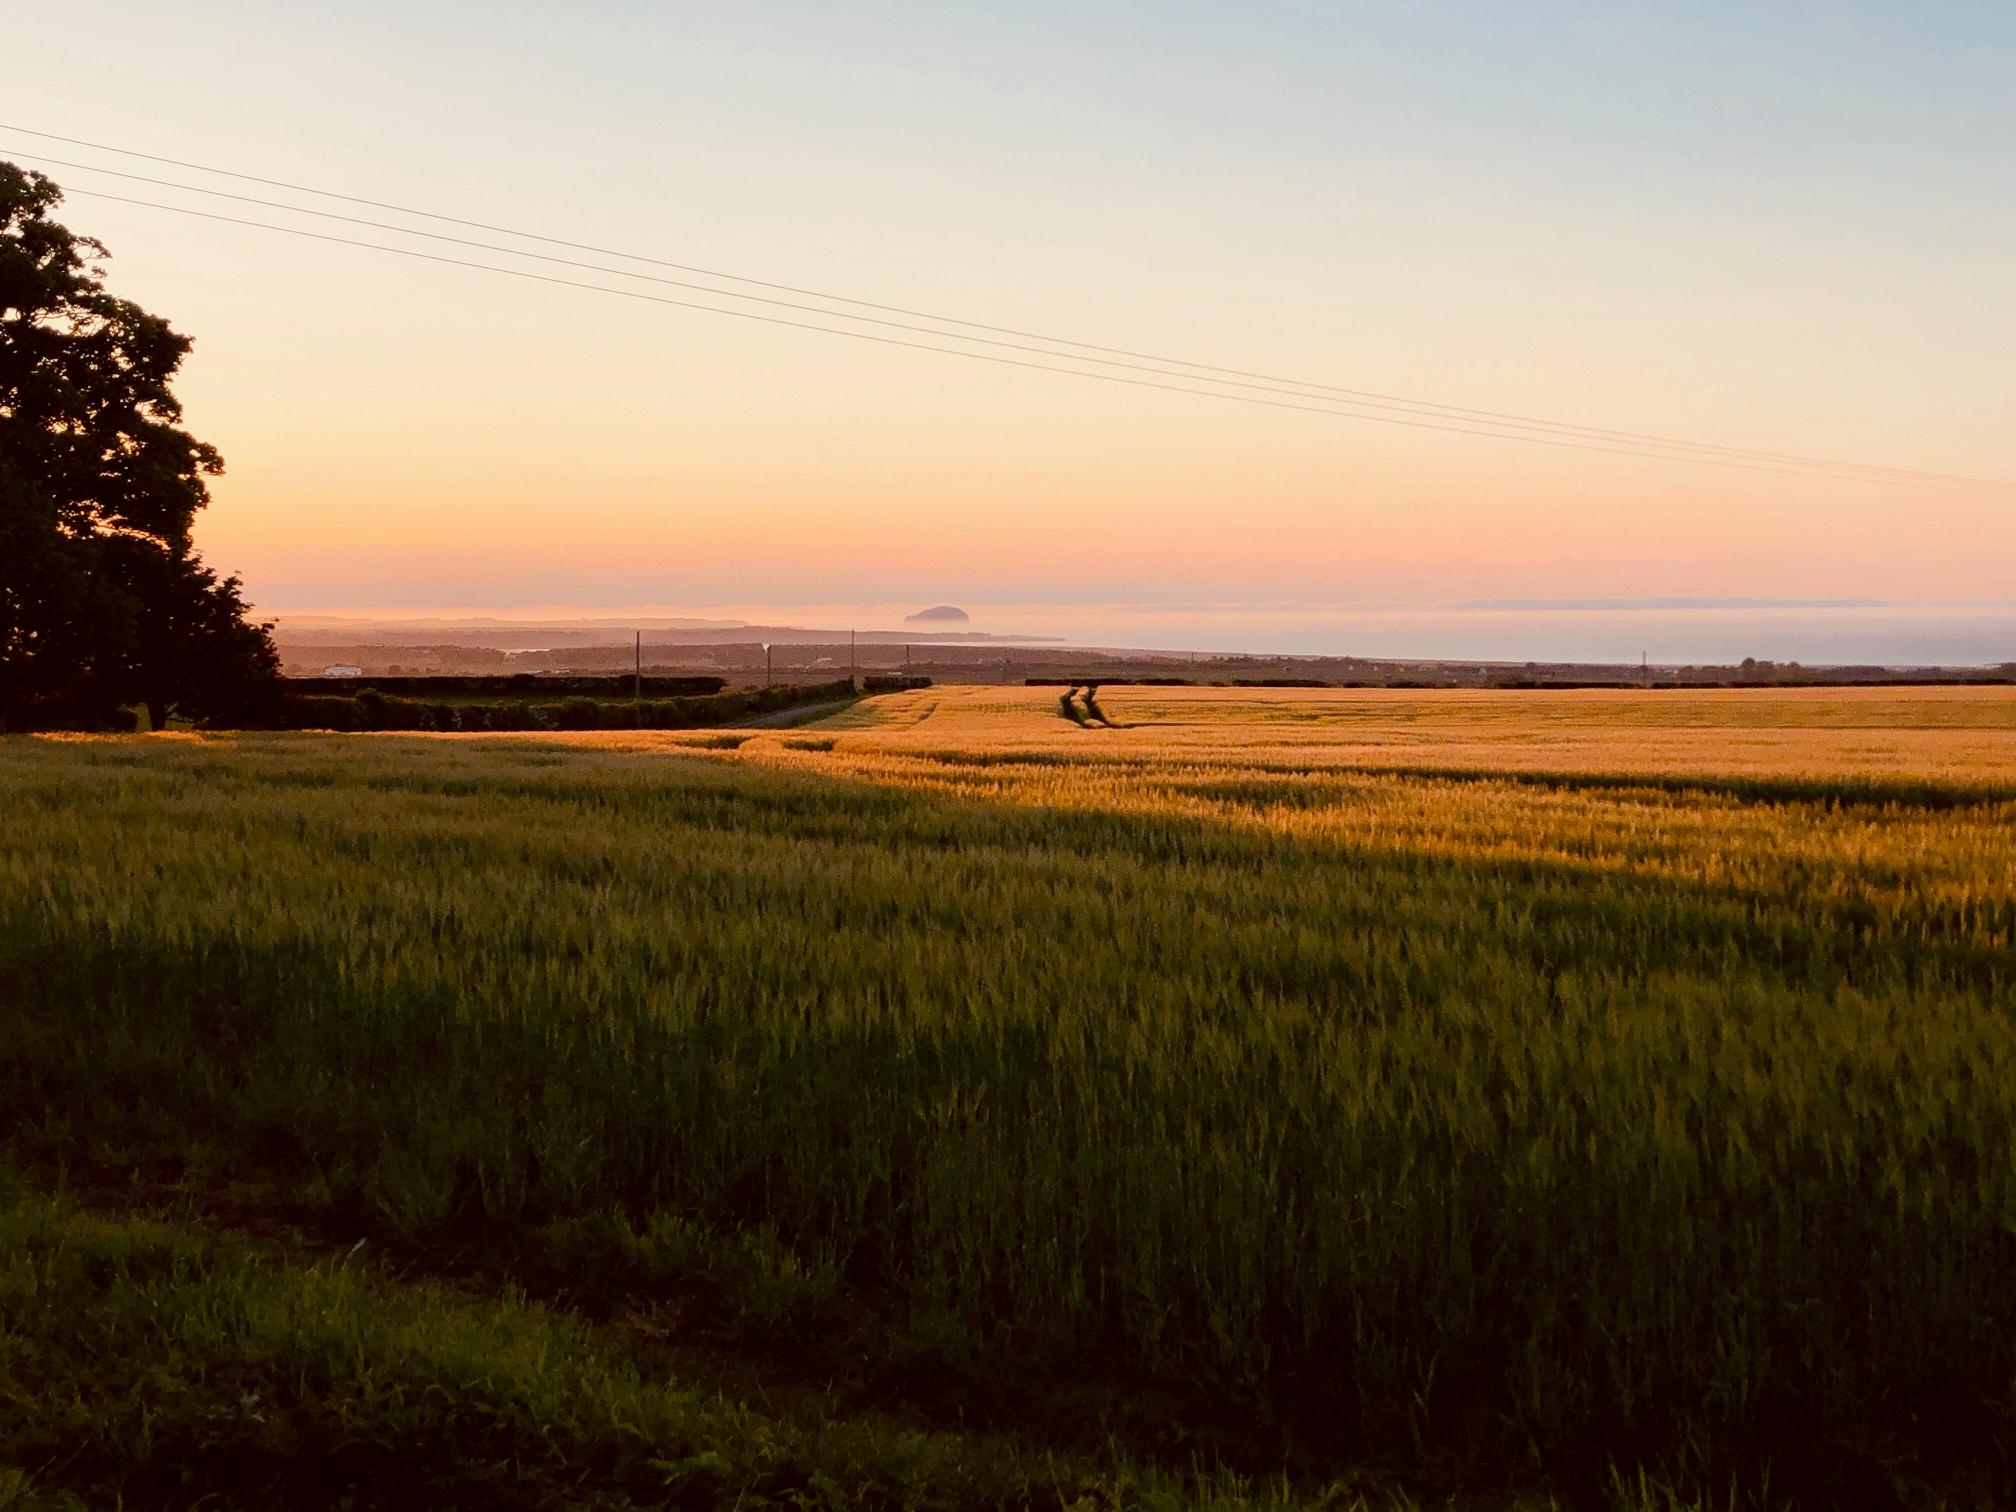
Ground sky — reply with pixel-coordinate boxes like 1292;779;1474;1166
6;2;2014;653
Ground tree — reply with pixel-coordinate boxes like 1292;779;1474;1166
0;160;277;730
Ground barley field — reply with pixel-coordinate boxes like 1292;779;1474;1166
4;685;2014;1507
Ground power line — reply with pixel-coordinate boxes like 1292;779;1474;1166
7;123;2006;492
24;150;1700;436
54;186;2016;497
17;147;2009;492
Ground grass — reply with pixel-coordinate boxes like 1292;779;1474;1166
0;1183;1739;1512
4;685;2014;1506
0;1175;1354;1511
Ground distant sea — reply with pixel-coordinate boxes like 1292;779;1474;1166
643;602;2016;667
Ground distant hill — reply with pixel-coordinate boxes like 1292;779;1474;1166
273;613;1045;651
905;605;971;623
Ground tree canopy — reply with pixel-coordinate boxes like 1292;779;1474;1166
0;160;277;730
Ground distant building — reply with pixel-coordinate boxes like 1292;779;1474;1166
322;664;364;678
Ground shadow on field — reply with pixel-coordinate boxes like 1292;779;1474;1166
1184;760;2016;814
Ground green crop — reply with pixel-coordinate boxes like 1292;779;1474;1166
3;684;2013;1506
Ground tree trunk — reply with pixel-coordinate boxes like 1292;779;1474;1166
146;700;168;732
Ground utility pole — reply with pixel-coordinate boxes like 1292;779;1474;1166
634;630;642;705
850;628;857;687
763;643;772;688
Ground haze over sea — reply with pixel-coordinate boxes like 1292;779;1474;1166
279;600;2016;668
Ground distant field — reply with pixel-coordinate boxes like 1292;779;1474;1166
826;681;2016;772
4;686;2014;1508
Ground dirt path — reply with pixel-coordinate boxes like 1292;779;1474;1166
732;697;861;729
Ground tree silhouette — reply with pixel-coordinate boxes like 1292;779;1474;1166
0;161;277;729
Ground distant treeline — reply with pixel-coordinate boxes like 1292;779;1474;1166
279;674;728;698
1493;675;2016;690
280;676;929;732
